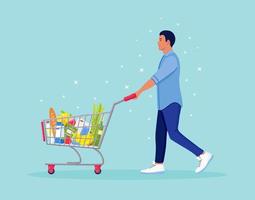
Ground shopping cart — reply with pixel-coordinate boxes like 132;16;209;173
41;93;137;175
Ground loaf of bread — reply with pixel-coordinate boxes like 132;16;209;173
49;107;57;136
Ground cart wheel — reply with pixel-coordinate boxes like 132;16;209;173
94;164;102;175
94;169;101;174
48;168;55;175
48;164;55;175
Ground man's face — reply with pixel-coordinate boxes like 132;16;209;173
158;35;170;50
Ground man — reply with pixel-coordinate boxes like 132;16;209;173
133;30;213;174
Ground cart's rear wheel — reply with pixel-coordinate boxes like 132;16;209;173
48;169;55;175
94;169;101;174
48;164;55;175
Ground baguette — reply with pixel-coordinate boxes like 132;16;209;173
49;107;57;136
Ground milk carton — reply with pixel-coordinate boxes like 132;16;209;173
75;118;90;135
45;121;55;144
75;118;84;131
56;122;64;138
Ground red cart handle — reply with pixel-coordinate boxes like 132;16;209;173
123;93;137;101
41;121;46;142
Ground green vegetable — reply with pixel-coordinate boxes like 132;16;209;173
94;121;104;146
90;103;104;146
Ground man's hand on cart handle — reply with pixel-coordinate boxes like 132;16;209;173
124;93;137;101
124;79;155;102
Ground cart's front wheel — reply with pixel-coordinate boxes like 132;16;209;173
48;169;55;174
94;164;102;175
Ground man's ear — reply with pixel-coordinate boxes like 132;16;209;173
167;40;171;47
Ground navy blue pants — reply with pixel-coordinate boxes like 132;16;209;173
155;103;204;163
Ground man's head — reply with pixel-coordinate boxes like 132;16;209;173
158;30;175;51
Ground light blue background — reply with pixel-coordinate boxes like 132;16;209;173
0;0;254;199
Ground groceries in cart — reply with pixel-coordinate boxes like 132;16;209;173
44;104;105;147
57;110;72;125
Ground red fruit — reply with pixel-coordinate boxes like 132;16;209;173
68;118;76;126
64;136;71;144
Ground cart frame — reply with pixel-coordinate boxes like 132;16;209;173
41;94;136;175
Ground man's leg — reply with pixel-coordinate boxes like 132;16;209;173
162;103;204;156
141;110;167;173
155;110;168;163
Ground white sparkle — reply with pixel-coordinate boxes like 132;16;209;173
139;68;144;72
93;97;97;101
185;78;189;82
149;29;152;33
135;39;139;42
62;95;66;99
148;94;153;98
188;36;192;40
189;114;193;117
74;80;78;85
120;65;124;69
76;106;80;109
147;117;151;121
39;99;44;103
184;50;188;54
138;54;142;57
125;84;129;89
105;80;109;84
196;46;200;49
159;17;164;20
197;67;202;71
176;23;180;26
128;109;132;113
192;93;197;97
147;136;151;140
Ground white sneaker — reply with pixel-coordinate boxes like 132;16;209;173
195;151;213;173
141;162;165;174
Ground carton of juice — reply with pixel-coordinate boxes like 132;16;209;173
75;118;90;134
45;121;55;144
45;121;51;136
55;122;64;138
75;118;84;131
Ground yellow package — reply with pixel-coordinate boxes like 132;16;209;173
77;134;94;146
79;135;87;146
57;110;72;126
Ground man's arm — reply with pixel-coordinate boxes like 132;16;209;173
135;79;155;98
134;56;177;98
151;56;177;85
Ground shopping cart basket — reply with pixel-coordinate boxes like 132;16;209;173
41;93;137;175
